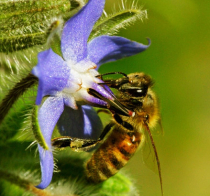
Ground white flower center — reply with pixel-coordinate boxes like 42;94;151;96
61;59;101;109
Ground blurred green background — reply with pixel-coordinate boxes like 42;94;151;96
1;0;209;195
102;0;210;195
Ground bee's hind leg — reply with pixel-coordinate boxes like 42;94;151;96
52;136;100;151
52;122;115;151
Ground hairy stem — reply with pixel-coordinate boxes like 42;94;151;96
0;169;52;196
0;73;38;124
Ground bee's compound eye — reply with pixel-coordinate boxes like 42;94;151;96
137;89;144;94
128;88;147;97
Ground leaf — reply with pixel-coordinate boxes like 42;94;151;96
0;0;85;54
0;0;85;73
89;8;147;41
0;0;71;53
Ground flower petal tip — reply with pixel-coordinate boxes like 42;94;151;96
35;183;48;190
36;146;54;189
61;0;105;61
146;38;151;47
88;35;151;67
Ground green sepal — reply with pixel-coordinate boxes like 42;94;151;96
32;105;49;150
89;8;147;41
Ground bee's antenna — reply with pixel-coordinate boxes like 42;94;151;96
144;123;164;196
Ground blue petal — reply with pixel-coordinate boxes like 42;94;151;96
82;105;103;137
87;36;151;68
57;105;103;140
61;0;105;62
36;145;53;189
91;82;113;100
32;49;70;105
36;97;64;189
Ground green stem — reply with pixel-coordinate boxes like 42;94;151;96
0;169;52;196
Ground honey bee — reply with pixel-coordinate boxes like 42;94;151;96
52;72;163;195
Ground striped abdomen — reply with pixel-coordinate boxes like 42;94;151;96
85;127;142;183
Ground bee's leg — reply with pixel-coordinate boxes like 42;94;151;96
52;123;114;150
52;136;72;148
98;122;115;141
96;72;129;88
81;122;115;149
113;113;134;131
52;136;101;151
96;72;128;80
98;78;129;89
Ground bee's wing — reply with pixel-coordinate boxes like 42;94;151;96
141;124;163;195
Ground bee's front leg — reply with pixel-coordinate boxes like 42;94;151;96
113;113;134;131
96;72;129;88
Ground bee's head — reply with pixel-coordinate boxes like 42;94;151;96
119;73;153;98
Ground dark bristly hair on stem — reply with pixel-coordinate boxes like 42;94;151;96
0;73;38;124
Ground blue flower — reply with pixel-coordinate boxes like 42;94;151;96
32;0;149;189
